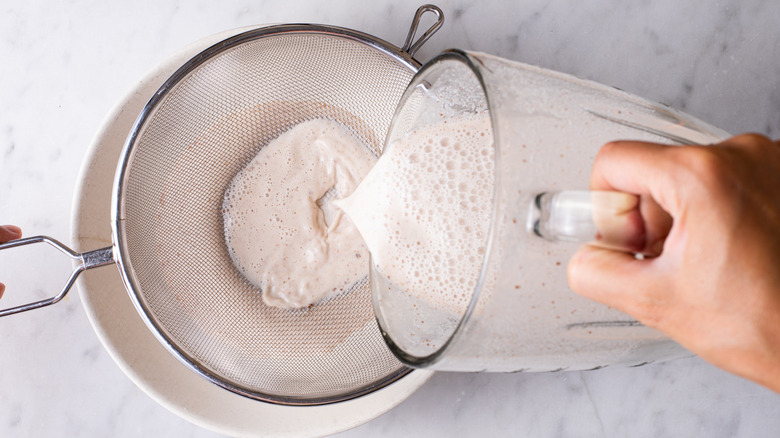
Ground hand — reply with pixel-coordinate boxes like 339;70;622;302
0;225;23;299
567;134;780;394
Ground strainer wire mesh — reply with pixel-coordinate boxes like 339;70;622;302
114;26;418;405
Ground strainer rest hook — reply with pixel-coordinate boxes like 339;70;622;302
402;4;444;57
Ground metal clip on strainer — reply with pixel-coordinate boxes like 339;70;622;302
0;4;444;406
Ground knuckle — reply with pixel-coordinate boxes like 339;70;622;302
724;132;771;148
717;133;779;160
597;140;628;158
672;146;732;189
591;140;641;188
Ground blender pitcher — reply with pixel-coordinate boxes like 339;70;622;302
370;50;730;372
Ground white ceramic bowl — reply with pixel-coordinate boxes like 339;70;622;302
70;26;433;438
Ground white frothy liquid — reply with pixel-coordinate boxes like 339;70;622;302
336;77;675;367
337;115;494;327
222;119;376;309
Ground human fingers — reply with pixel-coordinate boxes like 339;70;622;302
590;141;677;197
567;245;669;325
573;135;780;394
590;141;677;254
638;196;672;255
0;225;22;300
569;140;694;323
0;225;22;243
708;134;780;200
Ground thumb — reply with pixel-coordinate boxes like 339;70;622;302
567;245;663;318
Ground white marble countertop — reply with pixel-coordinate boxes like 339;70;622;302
1;0;779;437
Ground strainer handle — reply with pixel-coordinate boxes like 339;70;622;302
401;4;445;57
0;236;114;317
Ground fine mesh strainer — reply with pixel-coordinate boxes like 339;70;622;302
0;5;444;405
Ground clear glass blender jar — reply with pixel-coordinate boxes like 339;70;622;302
369;50;730;372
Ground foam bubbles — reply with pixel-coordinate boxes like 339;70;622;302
338;115;494;319
222;119;376;309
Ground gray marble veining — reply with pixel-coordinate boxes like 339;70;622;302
1;1;778;437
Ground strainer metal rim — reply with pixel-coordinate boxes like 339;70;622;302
109;23;429;406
